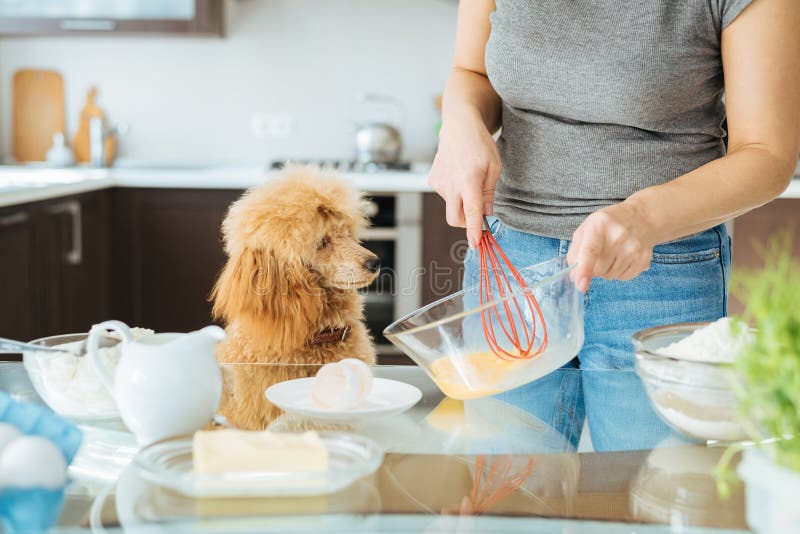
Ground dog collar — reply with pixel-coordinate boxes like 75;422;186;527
309;326;350;345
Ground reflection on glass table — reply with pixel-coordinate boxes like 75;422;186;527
0;362;749;532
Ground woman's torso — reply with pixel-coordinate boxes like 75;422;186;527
485;0;749;239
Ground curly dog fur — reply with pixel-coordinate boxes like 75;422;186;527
211;165;379;429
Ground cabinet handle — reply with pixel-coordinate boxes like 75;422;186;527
0;211;29;227
47;200;83;266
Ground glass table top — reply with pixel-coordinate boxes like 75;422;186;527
0;363;748;533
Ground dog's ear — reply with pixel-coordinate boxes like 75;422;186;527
210;246;264;323
211;247;324;350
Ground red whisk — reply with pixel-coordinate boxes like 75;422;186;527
442;455;536;516
467;455;536;514
478;216;548;360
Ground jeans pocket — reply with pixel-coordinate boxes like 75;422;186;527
487;216;506;240
651;247;721;265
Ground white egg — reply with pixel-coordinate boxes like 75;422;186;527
0;423;21;455
0;436;67;489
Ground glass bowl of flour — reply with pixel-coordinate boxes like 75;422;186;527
632;319;752;442
23;329;154;421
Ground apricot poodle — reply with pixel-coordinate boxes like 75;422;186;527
211;165;380;429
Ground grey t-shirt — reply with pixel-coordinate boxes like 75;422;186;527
485;0;753;239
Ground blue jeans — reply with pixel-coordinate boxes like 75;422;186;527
463;218;731;451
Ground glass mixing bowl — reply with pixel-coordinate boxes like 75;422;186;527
632;323;746;442
23;333;121;420
383;256;584;400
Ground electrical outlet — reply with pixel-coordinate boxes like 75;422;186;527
251;113;293;139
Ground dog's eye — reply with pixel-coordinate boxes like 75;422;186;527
318;236;330;250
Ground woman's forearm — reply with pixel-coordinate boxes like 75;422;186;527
567;147;796;292
442;68;502;134
628;147;797;245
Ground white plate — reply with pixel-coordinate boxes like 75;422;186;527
266;377;422;422
132;432;383;498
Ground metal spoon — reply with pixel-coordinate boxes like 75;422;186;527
0;335;121;358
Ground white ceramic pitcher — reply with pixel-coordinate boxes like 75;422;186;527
88;320;225;445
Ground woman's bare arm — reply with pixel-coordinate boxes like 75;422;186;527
429;0;504;248
568;0;800;291
444;0;501;133
628;0;800;241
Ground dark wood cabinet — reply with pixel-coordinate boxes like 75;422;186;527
732;199;800;270
421;192;467;306
0;187;231;341
0;206;37;341
111;188;240;332
0;187;454;346
0;0;223;36
730;198;800;313
0;190;111;340
39;191;112;335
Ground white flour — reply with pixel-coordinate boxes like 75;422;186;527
34;328;154;417
658;318;752;363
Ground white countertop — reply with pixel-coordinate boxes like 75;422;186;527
0;164;433;208
1;162;799;209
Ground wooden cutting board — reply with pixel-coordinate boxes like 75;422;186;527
12;69;66;162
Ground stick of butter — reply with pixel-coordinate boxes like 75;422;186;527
193;430;328;474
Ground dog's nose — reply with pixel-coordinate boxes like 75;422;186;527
364;257;381;273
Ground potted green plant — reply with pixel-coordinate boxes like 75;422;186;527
716;233;800;533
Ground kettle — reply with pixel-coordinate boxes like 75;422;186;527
354;93;404;165
355;123;402;164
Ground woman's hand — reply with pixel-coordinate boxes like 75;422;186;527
566;201;656;293
428;111;502;249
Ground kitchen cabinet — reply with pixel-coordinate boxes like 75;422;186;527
730;198;800;313
0;185;458;364
421;193;467;306
732;199;800;269
0;190;111;341
0;206;36;341
111;188;239;333
39;191;112;336
0;0;222;36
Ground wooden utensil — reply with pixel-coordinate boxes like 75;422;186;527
12;69;66;162
72;86;117;165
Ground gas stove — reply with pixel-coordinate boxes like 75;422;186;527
268;159;412;173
